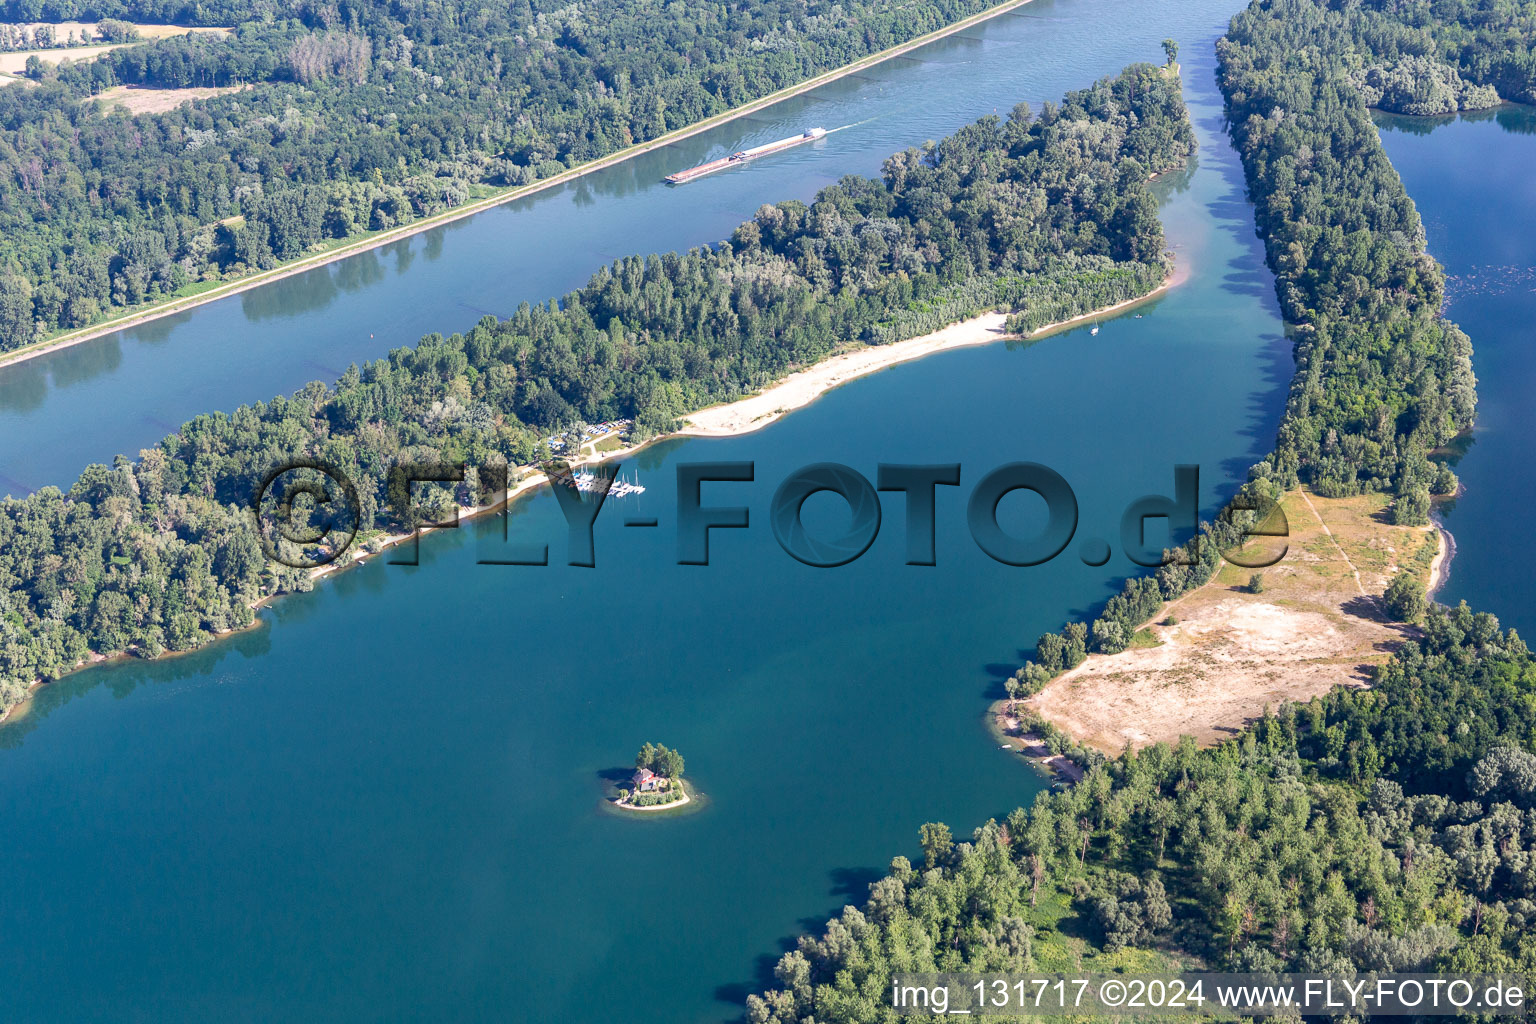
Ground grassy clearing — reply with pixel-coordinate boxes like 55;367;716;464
92;83;245;114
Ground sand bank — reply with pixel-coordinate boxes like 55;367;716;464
1427;510;1455;598
681;269;1180;437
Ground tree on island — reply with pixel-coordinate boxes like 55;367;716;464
1162;38;1179;66
635;742;685;780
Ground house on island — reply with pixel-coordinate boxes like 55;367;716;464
632;767;660;792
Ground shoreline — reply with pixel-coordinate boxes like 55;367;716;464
986;706;1086;783
1428;508;1456;599
1001;487;1459;768
0;266;1180;726
680;265;1182;437
0;0;1038;374
612;780;694;813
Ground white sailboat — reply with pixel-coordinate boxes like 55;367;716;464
571;466;645;497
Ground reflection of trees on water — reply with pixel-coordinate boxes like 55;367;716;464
1495;103;1536;135
0;356;57;416
239;249;387;322
632;437;691;474
1373;103;1535;138
423;225;447;261
1152;150;1199;198
386;236;416;276
332;247;387;294
0;331;129;417
0;620;275;751
124;309;194;348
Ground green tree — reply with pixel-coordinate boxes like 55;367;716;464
1392;486;1431;526
918;822;953;869
0;273;33;349
1091;618;1127;654
657;746;685;779
1383;571;1427;622
1162;38;1179;65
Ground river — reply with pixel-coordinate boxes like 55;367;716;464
0;1;1291;1020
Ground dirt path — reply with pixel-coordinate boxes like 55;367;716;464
1021;491;1431;754
1298;488;1369;601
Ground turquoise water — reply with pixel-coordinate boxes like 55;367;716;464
1373;106;1536;633
0;3;1294;1021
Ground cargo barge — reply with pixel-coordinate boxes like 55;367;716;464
665;128;827;184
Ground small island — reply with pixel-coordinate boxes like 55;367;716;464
614;742;689;810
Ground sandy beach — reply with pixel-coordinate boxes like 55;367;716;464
304;266;1182;577
1428;510;1456;598
680;313;1011;436
988;709;1088;783
681;269;1180;437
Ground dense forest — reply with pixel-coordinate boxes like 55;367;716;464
1220;0;1482;503
0;62;1194;713
1;0;253;21
1355;0;1536;106
743;2;1536;1020
996;0;1511;739
0;0;1026;353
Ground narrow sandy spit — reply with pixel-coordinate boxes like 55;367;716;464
1427;510;1456;598
680;269;1181;437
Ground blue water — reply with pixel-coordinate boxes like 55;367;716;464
1375;105;1536;632
0;2;1294;1021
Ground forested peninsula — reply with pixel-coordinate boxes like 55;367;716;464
744;4;1536;1021
0;62;1194;715
0;0;1037;355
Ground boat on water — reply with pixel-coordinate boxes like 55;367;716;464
1090;324;1100;335
665;128;828;184
568;468;645;498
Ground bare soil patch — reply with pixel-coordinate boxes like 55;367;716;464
1023;491;1442;754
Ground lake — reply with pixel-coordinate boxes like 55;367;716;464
1374;106;1536;636
0;1;1293;1020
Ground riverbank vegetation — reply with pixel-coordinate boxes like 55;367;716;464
1220;0;1482;505
0;62;1192;717
743;3;1536;1019
0;0;1032;354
